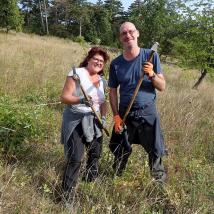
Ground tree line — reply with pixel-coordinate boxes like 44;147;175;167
0;0;213;83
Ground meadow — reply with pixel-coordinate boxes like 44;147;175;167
0;31;213;214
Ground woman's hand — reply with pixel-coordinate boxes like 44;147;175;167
79;95;93;107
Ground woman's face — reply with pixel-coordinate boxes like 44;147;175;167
87;54;104;74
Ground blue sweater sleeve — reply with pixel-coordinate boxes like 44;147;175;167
152;52;162;74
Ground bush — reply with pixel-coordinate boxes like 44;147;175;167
0;96;56;154
91;37;101;45
74;36;86;45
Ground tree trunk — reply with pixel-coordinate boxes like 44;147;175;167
38;0;45;33
192;69;207;89
79;19;82;37
26;8;30;28
43;0;49;35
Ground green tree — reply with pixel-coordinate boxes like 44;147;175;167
0;0;23;32
171;0;214;88
128;0;185;52
68;0;89;37
19;0;49;34
103;0;124;19
47;0;72;37
104;0;126;46
85;4;113;45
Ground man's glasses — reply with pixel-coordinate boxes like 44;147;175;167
120;29;136;36
92;57;104;64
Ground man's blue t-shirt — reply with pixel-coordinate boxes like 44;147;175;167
108;48;162;108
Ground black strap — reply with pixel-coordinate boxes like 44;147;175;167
72;65;78;76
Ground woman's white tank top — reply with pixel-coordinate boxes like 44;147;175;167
68;67;105;112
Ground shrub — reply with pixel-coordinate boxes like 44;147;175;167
0;96;56;154
74;36;86;45
92;37;101;45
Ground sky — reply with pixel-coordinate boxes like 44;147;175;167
87;0;132;11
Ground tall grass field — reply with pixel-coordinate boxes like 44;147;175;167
0;31;213;213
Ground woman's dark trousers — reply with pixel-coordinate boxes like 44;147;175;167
62;123;102;193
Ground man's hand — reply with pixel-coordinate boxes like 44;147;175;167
114;114;123;133
143;62;155;78
80;95;93;107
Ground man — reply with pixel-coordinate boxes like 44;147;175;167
108;22;167;182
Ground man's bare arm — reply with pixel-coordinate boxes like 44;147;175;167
152;73;166;91
109;88;119;116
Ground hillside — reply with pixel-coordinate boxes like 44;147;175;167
0;32;213;214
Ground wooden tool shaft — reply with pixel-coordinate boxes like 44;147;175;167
80;84;110;137
122;50;155;124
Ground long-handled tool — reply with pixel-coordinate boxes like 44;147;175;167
72;66;110;137
122;42;159;124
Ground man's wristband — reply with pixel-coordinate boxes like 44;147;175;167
150;71;156;80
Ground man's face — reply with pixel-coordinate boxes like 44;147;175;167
119;23;139;48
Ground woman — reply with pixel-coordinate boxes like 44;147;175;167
60;47;109;200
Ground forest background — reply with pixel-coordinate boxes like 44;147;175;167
0;0;214;213
0;0;214;80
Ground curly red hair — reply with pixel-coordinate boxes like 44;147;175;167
79;47;109;75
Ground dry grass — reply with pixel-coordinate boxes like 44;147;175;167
0;31;213;213
0;32;90;99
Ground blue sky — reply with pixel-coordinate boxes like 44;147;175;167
87;0;131;11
